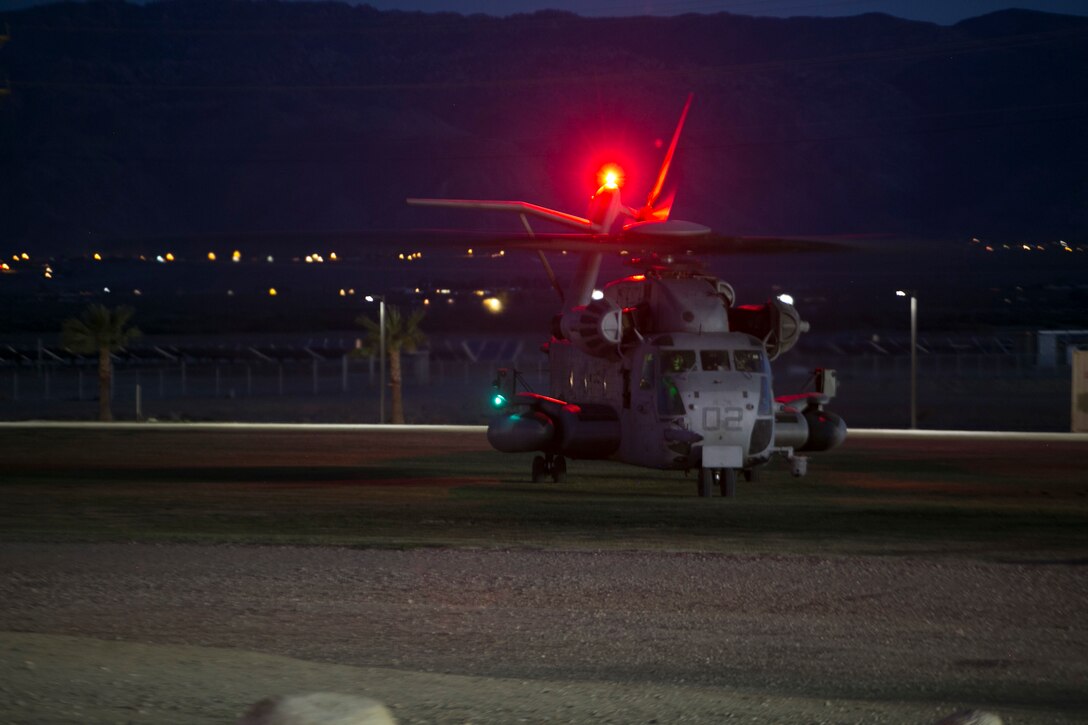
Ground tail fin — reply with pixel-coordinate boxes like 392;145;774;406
638;93;693;222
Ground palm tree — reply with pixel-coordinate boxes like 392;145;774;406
61;304;140;422
355;305;426;424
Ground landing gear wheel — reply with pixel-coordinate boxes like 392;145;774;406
720;468;737;497
551;455;567;483
531;455;547;483
697;467;715;498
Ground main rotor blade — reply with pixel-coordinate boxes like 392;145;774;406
645;93;694;213
407;198;594;231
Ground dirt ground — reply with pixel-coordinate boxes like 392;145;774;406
1;426;1086;724
2;543;1086;725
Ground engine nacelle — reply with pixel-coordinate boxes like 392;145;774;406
559;297;623;358
729;298;809;360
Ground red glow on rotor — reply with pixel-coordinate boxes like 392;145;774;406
597;163;625;190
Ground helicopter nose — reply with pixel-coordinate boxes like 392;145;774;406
687;392;752;445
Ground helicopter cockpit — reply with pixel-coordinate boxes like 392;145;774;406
628;332;775;471
655;347;765;375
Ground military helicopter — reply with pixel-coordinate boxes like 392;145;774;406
409;95;846;497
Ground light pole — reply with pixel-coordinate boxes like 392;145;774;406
895;290;917;429
365;295;386;424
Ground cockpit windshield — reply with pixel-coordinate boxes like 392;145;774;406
661;350;697;373
652;346;767;416
659;348;764;373
733;350;765;373
700;350;730;371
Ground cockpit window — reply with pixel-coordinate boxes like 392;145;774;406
733;350;765;373
699;350;731;371
662;350;696;373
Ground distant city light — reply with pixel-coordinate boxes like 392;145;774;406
20;252;28;260
232;250;242;263
483;297;503;313
339;289;346;297
155;255;165;263
164;252;175;262
329;252;338;261
266;255;274;263
207;252;217;261
268;287;278;296
895;290;907;297
93;252;102;261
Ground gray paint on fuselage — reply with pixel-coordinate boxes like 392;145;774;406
551;331;773;470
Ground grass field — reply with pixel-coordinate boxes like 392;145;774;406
2;426;1086;561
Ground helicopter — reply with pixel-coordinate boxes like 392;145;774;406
409;95;846;497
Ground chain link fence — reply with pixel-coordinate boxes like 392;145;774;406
0;343;1074;430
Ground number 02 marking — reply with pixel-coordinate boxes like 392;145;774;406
703;406;744;431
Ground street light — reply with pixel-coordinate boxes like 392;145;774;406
365;294;386;424
895;290;918;429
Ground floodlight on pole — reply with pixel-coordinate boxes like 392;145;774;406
366;294;386;424
895;290;918;429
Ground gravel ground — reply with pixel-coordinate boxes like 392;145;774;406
1;543;1085;724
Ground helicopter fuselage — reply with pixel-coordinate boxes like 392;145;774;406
487;268;847;490
546;331;774;472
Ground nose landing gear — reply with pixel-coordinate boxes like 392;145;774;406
697;467;737;497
